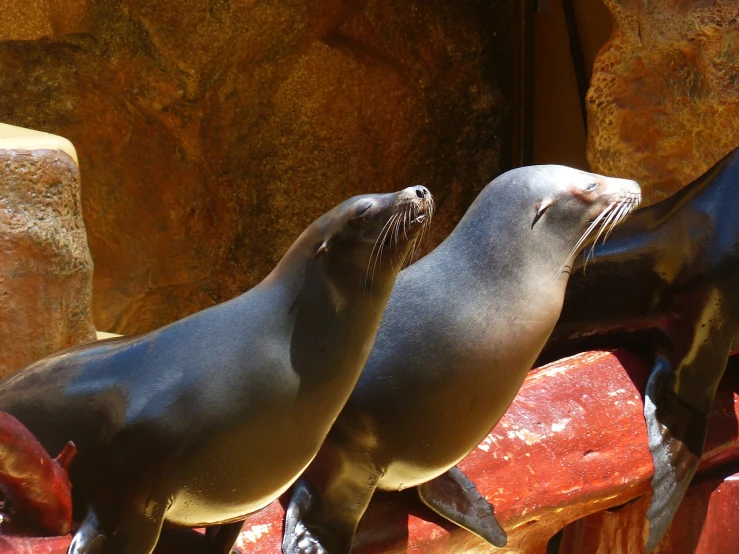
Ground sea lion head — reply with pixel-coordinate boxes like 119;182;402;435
518;165;642;273
310;185;435;297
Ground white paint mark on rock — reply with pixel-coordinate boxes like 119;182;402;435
240;523;271;544
551;418;571;433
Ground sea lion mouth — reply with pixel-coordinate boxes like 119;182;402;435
410;211;429;225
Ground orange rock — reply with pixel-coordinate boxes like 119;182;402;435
587;0;739;204
0;1;510;334
0;124;95;378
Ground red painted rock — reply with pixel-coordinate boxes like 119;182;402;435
5;350;738;552
558;472;739;554
0;124;96;378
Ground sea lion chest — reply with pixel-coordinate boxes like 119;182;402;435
363;274;564;489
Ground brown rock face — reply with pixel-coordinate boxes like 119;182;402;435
0;148;95;378
0;0;509;334
587;0;739;204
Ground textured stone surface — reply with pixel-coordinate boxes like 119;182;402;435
0;0;509;334
587;0;739;204
0;145;95;378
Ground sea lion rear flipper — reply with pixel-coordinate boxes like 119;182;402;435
417;466;507;547
644;318;732;552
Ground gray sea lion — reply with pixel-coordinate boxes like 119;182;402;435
0;186;434;554
282;165;641;553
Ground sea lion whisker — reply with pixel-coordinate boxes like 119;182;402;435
587;210;612;260
414;202;434;262
376;212;402;288
378;212;402;272
409;209;430;265
601;201;626;244
558;201;617;277
597;201;624;245
397;204;411;248
403;205;418;257
404;205;413;240
389;211;402;271
366;212;402;291
411;220;426;262
609;196;639;236
572;201;617;265
402;237;419;269
603;200;633;243
367;212;401;293
398;206;410;258
588;201;623;263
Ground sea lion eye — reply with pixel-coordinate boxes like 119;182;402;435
584;183;598;193
350;200;375;227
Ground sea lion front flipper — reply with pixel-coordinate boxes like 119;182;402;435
68;506;105;554
644;355;705;552
417;466;507;547
204;521;245;554
283;441;381;554
644;311;734;552
104;490;168;554
283;479;330;554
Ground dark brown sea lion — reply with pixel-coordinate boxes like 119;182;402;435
537;146;739;552
0;186;434;554
282;165;641;554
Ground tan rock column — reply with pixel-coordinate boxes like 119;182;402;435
0;123;96;378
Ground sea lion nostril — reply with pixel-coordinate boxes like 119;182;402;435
415;186;429;199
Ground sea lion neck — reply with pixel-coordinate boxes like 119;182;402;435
428;188;572;286
261;226;325;290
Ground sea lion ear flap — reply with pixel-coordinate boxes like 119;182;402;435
532;200;551;228
314;239;330;260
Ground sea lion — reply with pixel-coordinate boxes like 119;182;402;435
282;165;641;554
0;185;434;554
537;146;739;552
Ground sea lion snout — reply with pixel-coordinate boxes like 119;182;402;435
398;184;431;200
562;176;642;268
601;176;642;203
396;185;434;224
413;185;431;199
593;176;642;223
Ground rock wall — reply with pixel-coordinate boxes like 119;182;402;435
0;144;95;377
587;0;739;204
0;0;510;334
